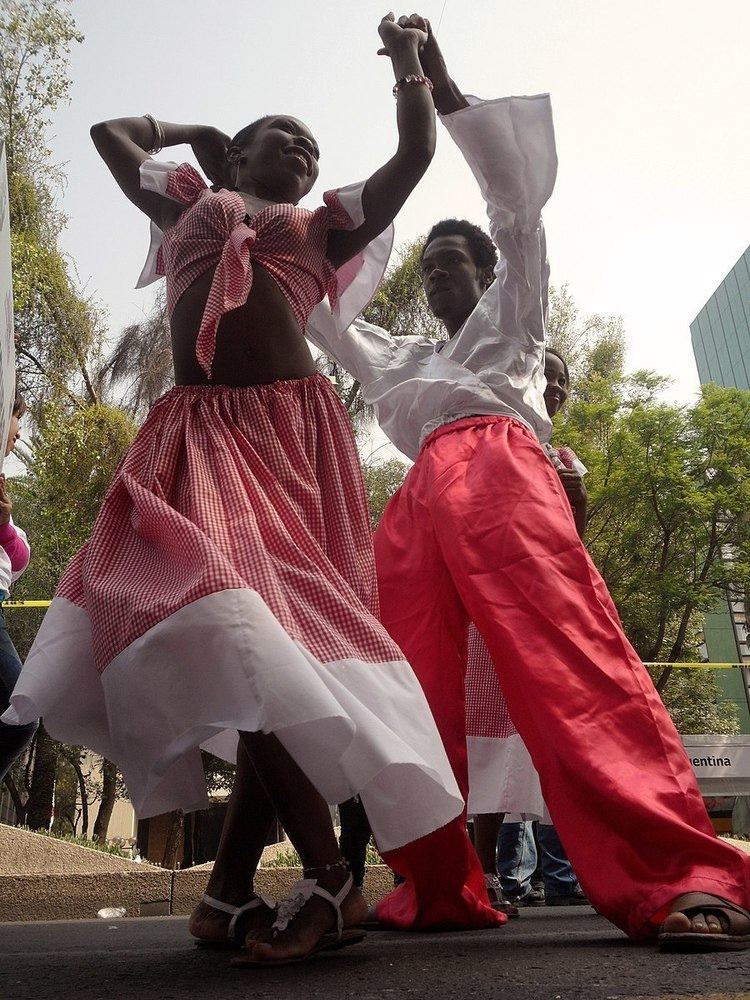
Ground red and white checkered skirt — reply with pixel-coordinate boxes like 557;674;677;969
465;622;545;818
6;374;461;847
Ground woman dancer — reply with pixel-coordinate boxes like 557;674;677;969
0;391;37;783
3;15;467;965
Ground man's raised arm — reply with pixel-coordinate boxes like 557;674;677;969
417;18;557;348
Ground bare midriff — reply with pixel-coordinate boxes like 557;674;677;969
170;262;317;387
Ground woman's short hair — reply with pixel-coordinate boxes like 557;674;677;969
230;116;273;150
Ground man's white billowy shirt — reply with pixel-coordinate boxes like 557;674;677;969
305;94;558;460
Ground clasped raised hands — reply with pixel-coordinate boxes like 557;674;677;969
377;11;429;56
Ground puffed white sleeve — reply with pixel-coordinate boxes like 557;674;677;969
440;94;557;348
305;179;396;386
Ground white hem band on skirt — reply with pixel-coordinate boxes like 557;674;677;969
4;590;464;852
466;734;547;820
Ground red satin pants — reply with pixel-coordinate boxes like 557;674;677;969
375;416;750;939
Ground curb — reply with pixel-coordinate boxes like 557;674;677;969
0;865;395;923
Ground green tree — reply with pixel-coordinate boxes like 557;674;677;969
556;372;750;732
97;286;173;421
5;401;136;829
1;0;100;408
362;456;409;527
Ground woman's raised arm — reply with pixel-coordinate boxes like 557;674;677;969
326;14;436;269
90;117;230;228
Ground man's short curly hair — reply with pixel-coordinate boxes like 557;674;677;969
422;219;498;273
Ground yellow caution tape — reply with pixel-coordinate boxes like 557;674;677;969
645;662;748;670
1;600;52;608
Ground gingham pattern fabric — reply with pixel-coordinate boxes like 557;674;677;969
465;445;580;739
153;164;354;378
465;622;518;739
56;375;402;673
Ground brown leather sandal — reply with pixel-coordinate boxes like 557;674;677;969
658;893;750;952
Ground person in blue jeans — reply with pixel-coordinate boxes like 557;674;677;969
0;391;37;783
498;820;588;906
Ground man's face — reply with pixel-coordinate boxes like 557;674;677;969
421;235;489;328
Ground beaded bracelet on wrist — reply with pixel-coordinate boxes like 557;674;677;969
392;75;434;99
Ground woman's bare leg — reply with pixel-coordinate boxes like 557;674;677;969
189;737;276;942
241;730;367;962
474;813;504;874
473;812;519;916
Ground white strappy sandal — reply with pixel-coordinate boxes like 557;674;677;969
193;892;276;949
231;873;366;967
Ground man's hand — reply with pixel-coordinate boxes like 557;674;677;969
0;474;12;526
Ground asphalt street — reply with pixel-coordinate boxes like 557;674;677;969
1;908;748;1000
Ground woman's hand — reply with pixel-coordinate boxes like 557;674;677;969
0;475;12;527
557;468;586;506
557;468;588;538
377;12;428;57
191;127;232;188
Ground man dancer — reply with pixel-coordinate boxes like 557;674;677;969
306;20;750;949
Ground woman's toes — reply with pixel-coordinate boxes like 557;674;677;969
661;911;692;934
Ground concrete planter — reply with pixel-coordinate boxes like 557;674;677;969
1;822;395;922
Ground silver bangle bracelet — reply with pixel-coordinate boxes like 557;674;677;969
143;114;165;155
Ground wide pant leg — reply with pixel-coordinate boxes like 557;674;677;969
373;463;504;930
377;416;750;940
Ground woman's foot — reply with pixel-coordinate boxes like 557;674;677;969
237;869;368;965
189;893;275;947
484;873;520;917
659;892;750;951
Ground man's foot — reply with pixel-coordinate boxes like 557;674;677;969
659;893;750;952
232;869;368;966
189;892;276;948
507;886;546;907
546;886;590;907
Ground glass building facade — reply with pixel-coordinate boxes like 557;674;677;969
690;245;750;737
691;246;750;389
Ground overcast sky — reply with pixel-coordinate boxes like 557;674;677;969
47;0;750;406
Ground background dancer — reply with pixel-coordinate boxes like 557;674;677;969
2;14;472;966
0;390;37;783
469;348;587;911
306;16;750;950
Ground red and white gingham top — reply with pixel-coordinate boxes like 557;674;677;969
149;163;355;379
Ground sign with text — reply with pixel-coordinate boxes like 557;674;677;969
682;735;750;795
0;139;15;467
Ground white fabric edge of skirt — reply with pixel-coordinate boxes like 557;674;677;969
466;734;547;820
4;592;463;852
